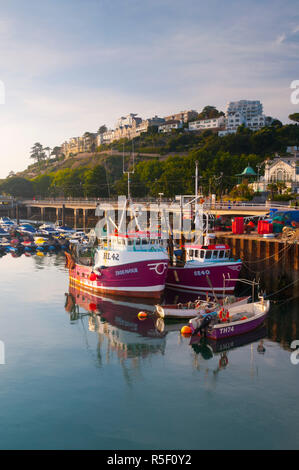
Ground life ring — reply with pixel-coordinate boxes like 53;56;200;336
219;309;229;322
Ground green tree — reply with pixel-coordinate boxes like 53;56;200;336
51;168;86;197
0;177;34;198
98;125;108;134
33;174;53;197
30;142;46;165
83;165;109;197
289;113;299;123
51;146;62;159
197;106;224;120
267;183;278;199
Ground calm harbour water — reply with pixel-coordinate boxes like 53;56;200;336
0;253;298;450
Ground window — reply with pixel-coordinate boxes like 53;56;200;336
189;249;194;257
200;250;205;259
194;250;199;258
128;239;133;245
212;251;218;259
136;239;140;245
205;251;212;259
142;239;148;245
219;250;225;258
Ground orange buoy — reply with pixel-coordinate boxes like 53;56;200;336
138;311;148;320
241;316;248;321
89;272;97;281
89;303;97;312
181;325;192;336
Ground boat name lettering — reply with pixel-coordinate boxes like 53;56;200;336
194;270;210;276
104;252;120;261
219;326;234;334
115;268;138;276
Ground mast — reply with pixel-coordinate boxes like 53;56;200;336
123;140;135;201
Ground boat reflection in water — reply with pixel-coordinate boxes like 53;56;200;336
64;282;166;369
189;326;267;383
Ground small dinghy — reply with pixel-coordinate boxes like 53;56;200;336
155;295;250;319
188;297;270;340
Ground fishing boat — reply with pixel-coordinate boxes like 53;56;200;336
65;230;169;299
155;295;250;319
166;239;242;295
188;297;270;340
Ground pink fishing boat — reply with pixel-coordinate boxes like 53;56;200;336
65;231;169;299
166;243;242;295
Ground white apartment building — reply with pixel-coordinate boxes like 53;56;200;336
226;100;263;120
188;116;225;131
158;120;183;133
225;111;246;132
218;100;273;136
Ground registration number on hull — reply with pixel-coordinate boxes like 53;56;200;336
194;269;210;276
219;326;235;335
103;252;119;261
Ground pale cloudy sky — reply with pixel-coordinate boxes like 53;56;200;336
0;0;298;177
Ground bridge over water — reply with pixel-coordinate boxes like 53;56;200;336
15;198;295;228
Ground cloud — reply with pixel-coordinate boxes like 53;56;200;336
276;33;286;45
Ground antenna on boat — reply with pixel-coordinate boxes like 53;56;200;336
123;140;135;201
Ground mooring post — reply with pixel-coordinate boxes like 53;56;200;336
294;244;299;271
83;209;87;231
62;204;65;226
16;204;20;225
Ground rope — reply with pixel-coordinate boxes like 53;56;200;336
242;243;294;274
264;276;299;299
244;240;294;264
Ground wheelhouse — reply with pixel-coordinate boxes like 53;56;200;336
101;231;167;252
186;244;231;262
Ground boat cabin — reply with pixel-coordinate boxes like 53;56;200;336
101;231;167;252
185;244;231;262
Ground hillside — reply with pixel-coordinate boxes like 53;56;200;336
2;123;299;199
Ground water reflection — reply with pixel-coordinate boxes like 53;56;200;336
64;284;166;383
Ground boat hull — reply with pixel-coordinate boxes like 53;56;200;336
156;296;249;319
166;262;242;294
207;311;267;340
69;258;168;299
